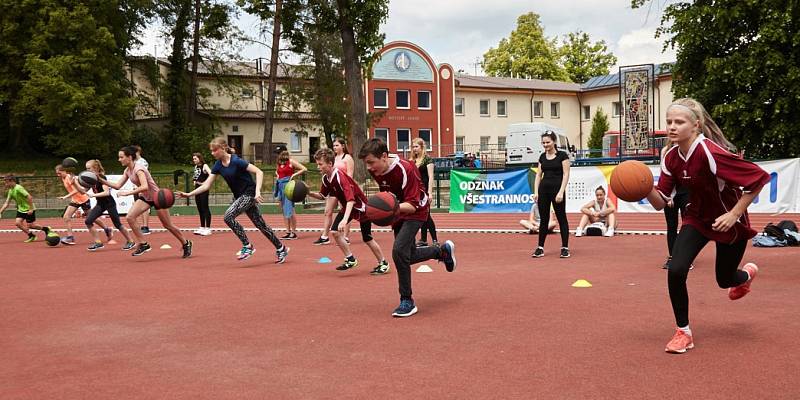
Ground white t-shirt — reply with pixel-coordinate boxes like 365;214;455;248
136;157;149;169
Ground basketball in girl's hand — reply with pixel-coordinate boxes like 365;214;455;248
610;160;654;202
365;192;399;226
77;170;98;189
284;180;308;203
154;188;175;209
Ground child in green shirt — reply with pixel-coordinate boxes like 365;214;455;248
1;175;50;242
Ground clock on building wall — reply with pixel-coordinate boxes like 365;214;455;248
394;51;411;72
440;69;451;79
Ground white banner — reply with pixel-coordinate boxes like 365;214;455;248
88;175;137;215
563;158;799;213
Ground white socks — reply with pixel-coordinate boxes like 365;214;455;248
678;326;692;336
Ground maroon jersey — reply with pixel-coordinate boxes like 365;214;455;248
320;167;367;220
656;135;770;243
369;155;429;222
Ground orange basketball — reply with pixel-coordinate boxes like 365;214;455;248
610;160;654;202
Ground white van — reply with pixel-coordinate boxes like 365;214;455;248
506;122;574;165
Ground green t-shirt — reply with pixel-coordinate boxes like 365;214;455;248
7;184;32;213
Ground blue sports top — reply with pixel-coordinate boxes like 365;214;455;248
211;155;256;198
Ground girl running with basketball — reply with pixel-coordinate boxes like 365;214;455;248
56;164;112;245
410;138;438;247
100;146;192;258
314;137;354;245
274;150;307;240
76;160;135;251
532;131;571;258
308;148;389;274
178;138;288;263
645;98;769;354
661;144;691;269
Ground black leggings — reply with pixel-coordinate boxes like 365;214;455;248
537;192;569;248
224;195;282;249
664;192;689;255
668;224;749;327
85;200;124;231
419;212;438;243
196;191;211;228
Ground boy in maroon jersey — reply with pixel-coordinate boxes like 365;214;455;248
646;98;770;354
308;148;390;274
358;138;456;317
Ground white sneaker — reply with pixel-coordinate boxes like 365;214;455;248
193;228;203;235
203;227;212;236
604;228;615;237
575;228;583;237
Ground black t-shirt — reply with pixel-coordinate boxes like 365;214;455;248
537;151;570;194
417;155;432;190
93;174;114;205
193;164;209;187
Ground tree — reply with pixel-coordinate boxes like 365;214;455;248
482;12;570;81
0;0;153;156
632;0;800;159
588;107;609;158
559;31;617;84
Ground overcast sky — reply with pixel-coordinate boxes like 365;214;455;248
134;0;675;77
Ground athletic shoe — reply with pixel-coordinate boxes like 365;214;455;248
104;227;114;241
604;228;615;237
575;228;583;237
665;329;694;354
193;228;203;235
182;240;193;258
281;232;297;240
313;236;330;245
122;241;136;251
728;263;758;300
336;258;359;271
275;246;289;264
392;298;418;318
141;226;151;235
132;242;152;256
439;240;456;272
237;245;255;261
24;234;37;243
371;260;390;275
416;240;428;247
200;228;212;236
532;247;544;258
560;247;571;258
88;241;104;251
61;236;76;245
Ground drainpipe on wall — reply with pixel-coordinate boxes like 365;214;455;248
529;89;535;122
577;93;583;154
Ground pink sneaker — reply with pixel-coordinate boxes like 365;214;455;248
728;263;758;300
665;329;694;354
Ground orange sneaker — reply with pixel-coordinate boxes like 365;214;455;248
665;329;694;354
728;263;758;300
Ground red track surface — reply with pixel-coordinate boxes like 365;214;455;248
2;213;800;399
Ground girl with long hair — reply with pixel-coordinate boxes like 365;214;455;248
532;131;571;258
192;152;213;236
78;159;135;251
274;150;307;240
410;138;438;247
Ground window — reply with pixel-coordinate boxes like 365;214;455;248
374;128;389;143
455;97;465;115
418;129;432;150
290;131;302;152
456;136;465;152
397;129;410;151
373;89;388;108
396;90;410;109
582;105;590;120
612;101;621;117
498;136;506;151
232;125;239;133
480;136;490;152
550;102;560;118
533;101;543;118
479;99;490;116
241;88;254;98
417;91;431;109
497;100;507;117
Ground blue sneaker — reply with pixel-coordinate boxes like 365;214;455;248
392;298;418;317
439;240;456;272
238;245;255;261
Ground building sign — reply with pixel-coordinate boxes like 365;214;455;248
372;48;433;82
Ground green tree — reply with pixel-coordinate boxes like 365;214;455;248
632;0;800;158
482;12;570;81
588;107;609;158
0;0;153;156
559;31;617;84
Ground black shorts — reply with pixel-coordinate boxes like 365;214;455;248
331;210;373;243
68;201;91;212
136;197;159;210
16;211;36;223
